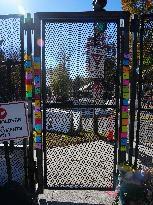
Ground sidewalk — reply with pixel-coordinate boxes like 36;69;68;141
38;189;121;205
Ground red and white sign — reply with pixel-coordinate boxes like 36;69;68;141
0;102;29;142
86;46;105;79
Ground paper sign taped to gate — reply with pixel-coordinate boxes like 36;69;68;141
0;102;29;142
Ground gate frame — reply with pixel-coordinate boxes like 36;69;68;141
1;11;153;194
0;14;31;188
33;11;130;192
134;13;153;167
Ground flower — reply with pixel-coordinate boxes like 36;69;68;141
117;163;153;204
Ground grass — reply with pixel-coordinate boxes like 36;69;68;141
46;130;107;148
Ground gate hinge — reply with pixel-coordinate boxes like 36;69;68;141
130;16;139;32
24;13;35;31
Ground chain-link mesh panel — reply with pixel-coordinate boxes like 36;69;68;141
141;16;153;109
137;112;153;168
10;148;25;183
0;144;25;186
137;15;153;169
46;141;114;189
0;17;21;61
45;22;117;105
0;63;23;102
44;19;118;189
0;16;26;186
0;64;9;102
0;16;23;102
0;147;8;185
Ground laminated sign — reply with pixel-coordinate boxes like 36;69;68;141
87;47;105;79
0;102;29;142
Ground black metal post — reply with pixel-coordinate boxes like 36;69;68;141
41;21;48;189
34;13;44;194
20;15;26;101
134;16;144;167
118;29;126;164
128;15;138;165
24;13;35;193
113;18;121;189
118;14;130;164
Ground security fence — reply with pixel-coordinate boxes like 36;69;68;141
0;11;152;194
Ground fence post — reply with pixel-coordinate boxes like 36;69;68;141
118;13;130;164
34;13;44;194
128;14;139;165
24;13;35;194
134;15;144;167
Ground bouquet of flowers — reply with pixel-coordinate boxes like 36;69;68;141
114;162;153;205
143;167;153;204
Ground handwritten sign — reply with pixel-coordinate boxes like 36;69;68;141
0;102;29;141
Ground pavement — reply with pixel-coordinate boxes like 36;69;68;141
38;138;119;205
45;140;115;189
0;110;152;205
38;189;121;205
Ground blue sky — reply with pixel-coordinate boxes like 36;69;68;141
0;0;122;15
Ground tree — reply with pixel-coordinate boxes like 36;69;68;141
72;76;84;98
122;0;153;14
103;57;116;99
72;76;92;98
51;63;70;101
122;0;153;85
0;43;23;102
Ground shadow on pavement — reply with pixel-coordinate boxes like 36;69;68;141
137;150;153;168
39;199;105;205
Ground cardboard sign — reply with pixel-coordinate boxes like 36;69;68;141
0;102;29;141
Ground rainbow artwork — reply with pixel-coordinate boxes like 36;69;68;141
33;56;42;150
120;53;130;152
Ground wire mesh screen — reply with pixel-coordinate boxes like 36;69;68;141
0;16;26;186
0;16;24;102
0;17;21;60
43;19;119;190
0;147;8;185
45;22;117;104
0;145;25;186
137;15;153;168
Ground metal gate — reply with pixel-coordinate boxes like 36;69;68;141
34;11;130;190
134;14;153;168
0;14;26;185
0;14;35;194
0;11;152;194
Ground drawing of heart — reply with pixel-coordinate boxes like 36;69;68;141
0;108;7;119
